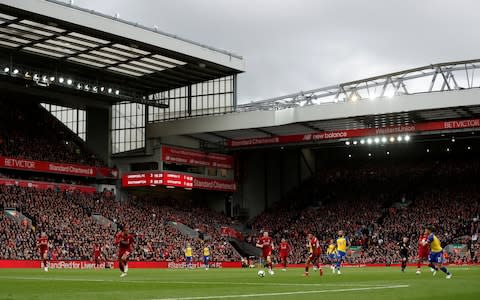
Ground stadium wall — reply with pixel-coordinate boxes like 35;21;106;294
234;148;315;218
159;136;201;149
86;107;111;163
112;137;201;174
112;148;161;172
204;192;229;215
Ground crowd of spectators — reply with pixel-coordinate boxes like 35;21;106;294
73;194;239;262
0;186;115;260
1;148;479;265
0;185;239;262
249;157;480;265
0;99;104;166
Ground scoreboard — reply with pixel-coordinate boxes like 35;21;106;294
121;172;193;188
122;171;235;192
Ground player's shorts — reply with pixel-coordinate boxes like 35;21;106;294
418;252;429;260
204;256;209;264
308;250;321;260
280;254;288;260
328;254;336;261
337;250;346;260
39;248;48;259
118;250;131;260
262;249;272;258
186;256;192;264
428;251;445;264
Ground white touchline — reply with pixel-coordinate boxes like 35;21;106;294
150;285;410;300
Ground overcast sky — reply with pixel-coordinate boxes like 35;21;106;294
71;0;479;103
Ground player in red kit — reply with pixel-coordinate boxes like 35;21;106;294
305;233;323;276
279;238;291;271
37;232;49;272
92;244;102;269
416;229;431;274
256;231;275;275
115;227;134;277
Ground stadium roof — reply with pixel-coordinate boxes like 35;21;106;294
183;105;480;144
147;59;480;147
0;0;244;105
150;93;480;147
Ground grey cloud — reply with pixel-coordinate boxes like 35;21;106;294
72;0;480;103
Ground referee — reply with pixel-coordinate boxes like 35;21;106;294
399;237;409;272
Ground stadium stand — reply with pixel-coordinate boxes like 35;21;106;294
1;154;478;264
249;156;480;264
0;186;239;262
0;94;478;264
0;99;104;167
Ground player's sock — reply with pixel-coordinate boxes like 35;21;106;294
124;262;128;273
440;267;450;275
119;261;124;272
401;261;406;271
268;262;273;270
428;263;438;271
305;265;309;273
417;261;421;269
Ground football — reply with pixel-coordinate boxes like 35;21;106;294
257;270;265;278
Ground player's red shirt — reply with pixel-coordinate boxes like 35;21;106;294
309;236;321;255
279;242;291;257
93;246;101;258
418;234;429;255
37;236;48;251
115;232;134;252
258;236;273;251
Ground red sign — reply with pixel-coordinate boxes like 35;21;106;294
162;146;233;169
228;118;480;147
0;156;118;178
122;171;236;192
220;227;244;240
193;177;236;192
0;178;96;193
97;167;119;179
0;260;242;269
1;260;476;269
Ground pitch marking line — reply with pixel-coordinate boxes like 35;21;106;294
150;285;410;300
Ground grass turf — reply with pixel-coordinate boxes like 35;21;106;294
0;266;478;300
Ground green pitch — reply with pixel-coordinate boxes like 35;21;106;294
0;266;479;300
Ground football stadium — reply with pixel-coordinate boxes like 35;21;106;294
0;0;479;299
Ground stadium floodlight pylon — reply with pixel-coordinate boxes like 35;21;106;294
238;59;480;112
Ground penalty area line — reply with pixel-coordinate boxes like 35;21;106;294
150;284;410;300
